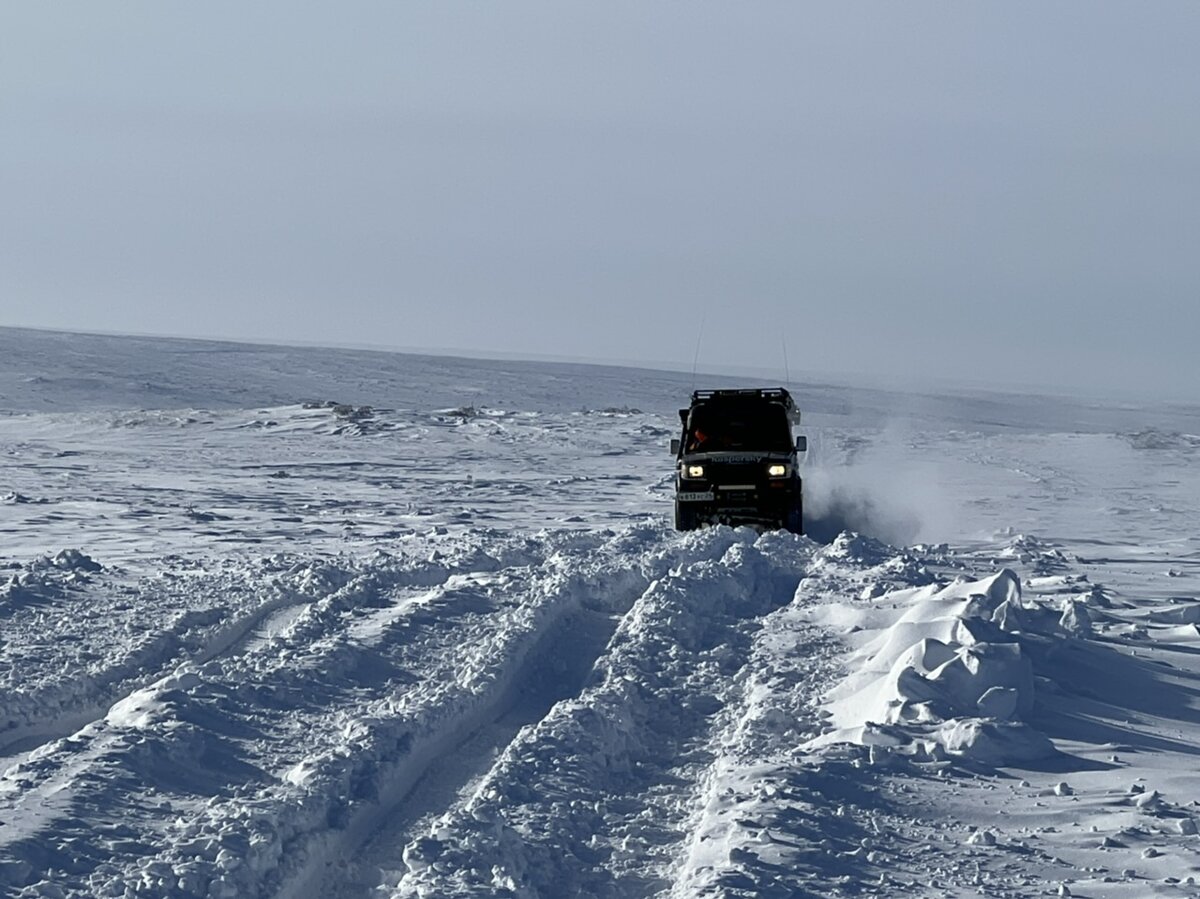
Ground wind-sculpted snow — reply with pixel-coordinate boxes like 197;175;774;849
802;566;1057;766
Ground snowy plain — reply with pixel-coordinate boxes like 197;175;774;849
1;326;1200;898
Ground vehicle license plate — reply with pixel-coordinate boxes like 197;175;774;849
677;491;715;502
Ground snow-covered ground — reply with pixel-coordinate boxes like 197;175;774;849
2;327;1200;898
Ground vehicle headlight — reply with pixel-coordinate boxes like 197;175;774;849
767;463;788;478
686;464;705;479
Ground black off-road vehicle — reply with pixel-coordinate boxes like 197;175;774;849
670;388;807;533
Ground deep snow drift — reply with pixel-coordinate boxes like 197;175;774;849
1;327;1200;898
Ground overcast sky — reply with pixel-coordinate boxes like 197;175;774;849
3;3;1198;399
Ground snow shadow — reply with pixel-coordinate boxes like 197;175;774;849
1029;636;1200;760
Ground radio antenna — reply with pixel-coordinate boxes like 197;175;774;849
781;333;791;389
690;313;707;391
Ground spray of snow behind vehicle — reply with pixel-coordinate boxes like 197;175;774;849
801;419;960;547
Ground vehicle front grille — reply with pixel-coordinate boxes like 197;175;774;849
706;462;761;484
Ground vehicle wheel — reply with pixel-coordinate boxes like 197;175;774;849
674;501;699;531
784;501;804;535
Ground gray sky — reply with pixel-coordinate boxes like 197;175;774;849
3;3;1198;399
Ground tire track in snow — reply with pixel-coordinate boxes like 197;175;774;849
389;530;814;899
0;550;459;772
665;564;864;898
315;603;630;899
318;525;743;896
0;534;541;886
0;599;246;767
271;528;688;899
0;527;668;897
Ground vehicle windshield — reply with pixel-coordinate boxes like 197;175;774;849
685;402;792;453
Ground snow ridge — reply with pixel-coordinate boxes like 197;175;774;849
391;529;813;898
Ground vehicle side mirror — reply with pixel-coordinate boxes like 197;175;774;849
795;435;807;453
670;438;681;455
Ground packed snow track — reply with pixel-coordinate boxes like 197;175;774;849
0;525;829;898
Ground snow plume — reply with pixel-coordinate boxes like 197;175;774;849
803;472;923;546
802;425;955;547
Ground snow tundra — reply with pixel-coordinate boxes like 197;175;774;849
1;327;1200;898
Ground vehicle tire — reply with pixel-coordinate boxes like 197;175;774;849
674;501;699;531
784;499;804;535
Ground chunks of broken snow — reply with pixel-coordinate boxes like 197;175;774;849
803;568;1059;766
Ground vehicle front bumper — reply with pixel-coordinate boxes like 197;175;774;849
675;479;800;525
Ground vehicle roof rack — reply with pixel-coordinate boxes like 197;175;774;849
688;387;799;421
691;387;793;405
